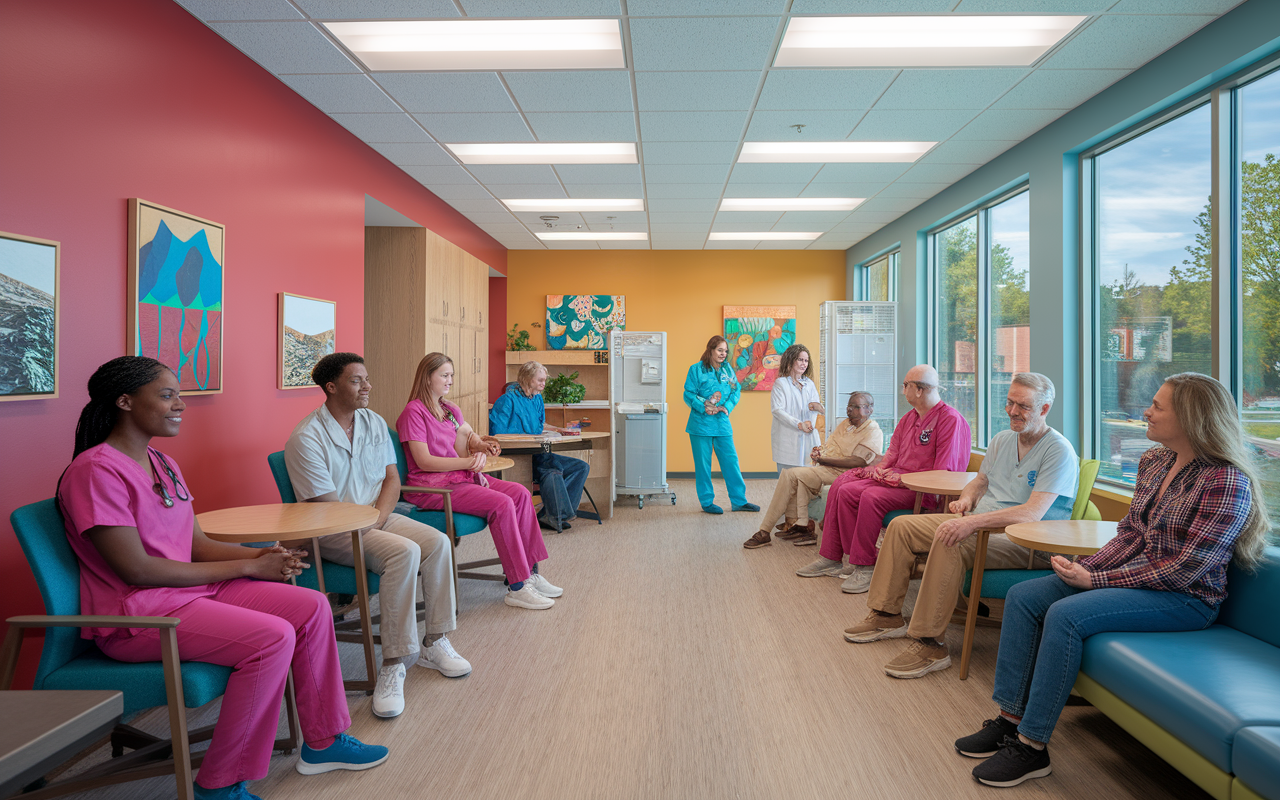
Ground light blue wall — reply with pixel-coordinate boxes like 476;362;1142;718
846;0;1280;452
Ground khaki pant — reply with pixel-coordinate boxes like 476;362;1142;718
760;465;843;528
317;513;455;662
866;513;1044;640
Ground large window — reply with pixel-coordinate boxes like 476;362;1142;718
931;189;1030;447
856;251;898;302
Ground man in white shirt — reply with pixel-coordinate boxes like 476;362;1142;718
285;352;471;719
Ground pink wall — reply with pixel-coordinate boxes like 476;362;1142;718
0;0;505;686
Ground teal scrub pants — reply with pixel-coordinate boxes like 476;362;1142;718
689;434;748;509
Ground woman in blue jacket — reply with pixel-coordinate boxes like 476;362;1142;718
489;361;589;531
684;335;760;515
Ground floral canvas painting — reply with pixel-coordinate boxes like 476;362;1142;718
546;294;625;350
723;305;796;392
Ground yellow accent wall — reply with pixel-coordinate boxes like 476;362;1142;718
505;250;848;473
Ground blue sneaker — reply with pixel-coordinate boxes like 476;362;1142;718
702;504;723;515
296;733;389;775
193;781;261;800
732;502;761;512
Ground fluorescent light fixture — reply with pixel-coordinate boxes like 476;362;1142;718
324;19;625;70
503;199;644;212
709;232;823;241
446;143;637;165
776;15;1086;67
537;232;648;241
739;142;933;163
719;198;864;211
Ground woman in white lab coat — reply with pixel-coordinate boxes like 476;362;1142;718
770;344;823;473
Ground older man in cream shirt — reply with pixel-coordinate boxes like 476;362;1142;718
744;391;883;549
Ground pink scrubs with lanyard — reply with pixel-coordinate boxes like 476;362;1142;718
57;443;350;788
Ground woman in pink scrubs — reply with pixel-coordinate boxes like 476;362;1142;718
56;356;388;800
396;352;563;611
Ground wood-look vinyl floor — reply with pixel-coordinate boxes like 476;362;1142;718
57;479;1208;800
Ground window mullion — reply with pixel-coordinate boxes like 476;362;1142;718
976;209;990;446
1210;88;1235;394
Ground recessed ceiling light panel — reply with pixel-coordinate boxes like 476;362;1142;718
324;19;625;71
503;199;644;212
447;143;637;165
719;198;864;211
776;16;1086;67
738;142;934;163
537;232;648;241
709;232;823;241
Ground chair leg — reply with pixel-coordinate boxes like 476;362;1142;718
1;624;23;690
159;627;195;800
959;531;990;681
578;485;602;523
281;671;301;754
348;529;377;695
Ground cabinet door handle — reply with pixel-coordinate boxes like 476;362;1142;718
443;300;449;317
479;311;483;325
461;306;466;322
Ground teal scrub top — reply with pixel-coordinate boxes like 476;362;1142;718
489;383;545;435
684;361;740;437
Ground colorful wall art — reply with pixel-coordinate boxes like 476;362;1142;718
723;305;796;392
279;293;336;389
0;231;59;401
128;199;224;394
546;294;625;350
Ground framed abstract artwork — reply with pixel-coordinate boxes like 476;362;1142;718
279;292;336;390
0;231;60;401
723;305;797;392
127;198;224;394
546;294;625;350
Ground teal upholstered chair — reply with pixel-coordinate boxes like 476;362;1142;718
2;499;298;800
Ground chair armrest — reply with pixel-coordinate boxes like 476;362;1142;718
400;486;453;495
6;614;181;630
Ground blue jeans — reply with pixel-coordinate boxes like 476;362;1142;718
532;452;589;523
993;574;1218;743
689;434;747;508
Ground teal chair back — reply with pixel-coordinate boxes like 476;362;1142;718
9;499;231;716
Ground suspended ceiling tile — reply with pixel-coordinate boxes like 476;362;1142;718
478;223;538;235
400;165;478;184
638;111;748;142
704;241;751;249
597;240;653;249
756;70;897;111
952;0;1110;11
992;69;1129;110
368;141;458;165
581;211;650;223
553;164;643;183
1038;14;1217;70
841;210;910;223
504;72;634;113
826;223;884;235
789;0;953;11
464;212;524;223
495;232;543;248
646;198;719;213
628;0;786;14
722;182;809;197
443;198;509;213
459;0;624;15
808;241;858;250
295;0;460;16
649;215;715;226
512;211;583;225
952;108;1066;141
376;73;516;113
649;222;713;232
427;183;495;199
210;22;360;73
810;162;912;183
176;0;302;20
485;184;570;197
641;141;739;164
584;222;648;231
329;113;431;142
921;139;1021;164
1108;0;1243;11
849;109;978;140
635;71;761;112
628;16;781;72
466;164;561;184
563;183;644;197
644;164;730;184
413;112;534;141
645;183;726;198
875;182;950;198
525;112;638;141
856;196;923;214
279;74;399;113
776;210;853;227
874;69;1030;111
895;162;980;182
729;163;822;183
799;182;889;197
755;241;814;249
711;211;785;226
746;110;866;140
543;240;603;249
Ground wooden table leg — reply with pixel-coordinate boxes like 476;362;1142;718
348;529;377;695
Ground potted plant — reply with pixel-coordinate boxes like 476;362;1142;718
543;370;586;426
507;322;538;351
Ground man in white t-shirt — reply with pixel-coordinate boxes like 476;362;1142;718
285;352;471;718
843;372;1080;679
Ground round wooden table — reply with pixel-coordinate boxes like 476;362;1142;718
482;455;514;473
900;470;979;514
1005;519;1119;556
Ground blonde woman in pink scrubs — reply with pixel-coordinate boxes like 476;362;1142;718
396;352;563;611
56;356;388;800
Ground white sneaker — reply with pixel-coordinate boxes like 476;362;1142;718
504;585;554;610
836;563;856;579
371;663;405;718
526;572;563;598
796;557;844;578
418;636;472;678
841;564;876;594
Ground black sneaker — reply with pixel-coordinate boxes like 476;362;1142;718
972;736;1052;787
955;716;1019;758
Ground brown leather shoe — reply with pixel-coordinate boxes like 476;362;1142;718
777;520;816;540
791;531;818;546
743;530;772;549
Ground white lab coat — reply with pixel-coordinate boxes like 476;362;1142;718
770;375;821;466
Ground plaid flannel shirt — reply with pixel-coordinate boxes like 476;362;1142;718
1079;446;1252;606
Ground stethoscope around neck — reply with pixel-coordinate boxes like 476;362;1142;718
149;449;190;508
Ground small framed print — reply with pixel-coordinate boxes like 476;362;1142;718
0;231;60;401
279;292;335;389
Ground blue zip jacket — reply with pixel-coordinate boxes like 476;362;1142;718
489;383;544;435
683;361;740;436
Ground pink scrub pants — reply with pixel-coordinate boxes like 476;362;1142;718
818;474;919;567
409;477;547;584
98;579;350;789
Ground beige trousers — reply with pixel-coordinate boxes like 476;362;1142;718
317;513;456;662
865;513;1043;640
760;465;843;528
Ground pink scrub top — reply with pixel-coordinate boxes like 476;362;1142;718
878;400;972;475
396;399;481;504
57;443;219;641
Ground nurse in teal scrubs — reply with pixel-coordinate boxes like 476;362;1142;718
684;335;760;515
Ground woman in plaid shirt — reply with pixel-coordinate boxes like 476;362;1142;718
953;373;1271;788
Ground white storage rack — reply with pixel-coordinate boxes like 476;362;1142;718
817;301;898;443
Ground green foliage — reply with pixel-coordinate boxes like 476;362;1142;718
935;219;1030;372
543;370;586;405
507;323;536;351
